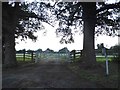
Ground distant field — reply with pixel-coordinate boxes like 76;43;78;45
96;57;113;62
16;54;35;61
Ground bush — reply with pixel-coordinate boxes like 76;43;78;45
111;45;120;63
112;56;120;63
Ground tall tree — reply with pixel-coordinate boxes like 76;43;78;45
81;2;96;66
51;1;120;66
2;2;53;67
3;2;20;67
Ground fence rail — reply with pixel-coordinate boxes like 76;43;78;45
16;51;35;62
35;51;71;63
70;50;81;60
16;50;82;62
16;49;115;62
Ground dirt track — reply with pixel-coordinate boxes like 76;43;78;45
2;62;98;88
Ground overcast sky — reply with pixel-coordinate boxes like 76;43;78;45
15;22;118;51
15;0;119;51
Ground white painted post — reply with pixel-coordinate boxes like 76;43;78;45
106;56;109;76
35;51;39;63
66;49;68;62
103;47;109;76
58;52;59;63
68;51;70;63
39;52;41;62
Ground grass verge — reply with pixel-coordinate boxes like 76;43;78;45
67;62;118;88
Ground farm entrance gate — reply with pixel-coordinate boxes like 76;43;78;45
35;50;71;63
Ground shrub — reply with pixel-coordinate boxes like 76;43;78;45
111;45;120;63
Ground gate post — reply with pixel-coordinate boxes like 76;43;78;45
23;49;25;61
31;51;33;62
35;50;39;63
73;50;76;60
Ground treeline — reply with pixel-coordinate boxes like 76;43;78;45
16;44;120;56
16;47;70;53
96;43;119;56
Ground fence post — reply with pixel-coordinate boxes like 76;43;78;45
80;50;83;57
23;49;25;61
31;51;33;62
73;50;76;60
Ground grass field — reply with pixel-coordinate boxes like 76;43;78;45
96;57;112;62
16;54;36;61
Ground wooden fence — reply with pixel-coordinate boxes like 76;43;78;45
16;49;113;62
70;50;82;60
16;50;82;62
16;50;35;62
70;50;114;61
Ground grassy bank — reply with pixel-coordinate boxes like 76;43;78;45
67;62;118;88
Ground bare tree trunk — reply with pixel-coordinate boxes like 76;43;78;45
81;2;97;67
3;2;19;68
4;31;17;67
2;42;5;64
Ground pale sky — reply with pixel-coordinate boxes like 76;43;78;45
15;22;118;51
15;0;119;51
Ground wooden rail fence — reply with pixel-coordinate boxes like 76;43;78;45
16;50;82;62
70;50;82;60
16;50;35;62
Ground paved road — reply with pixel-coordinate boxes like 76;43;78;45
3;63;98;88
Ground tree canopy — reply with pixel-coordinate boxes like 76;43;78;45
3;2;54;42
3;1;119;43
49;1;120;43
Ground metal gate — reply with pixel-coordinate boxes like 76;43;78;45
35;51;71;63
